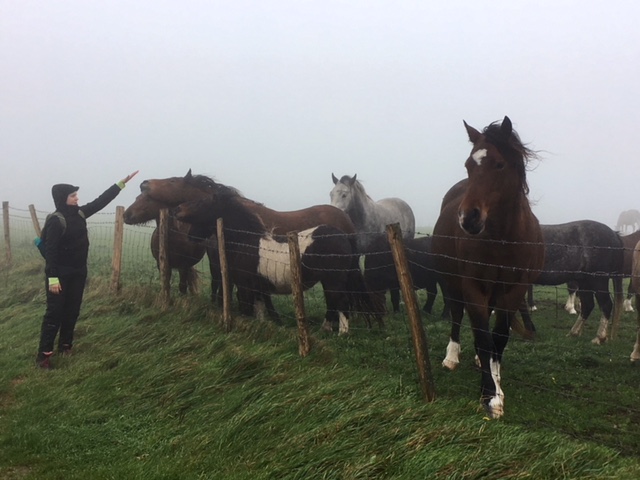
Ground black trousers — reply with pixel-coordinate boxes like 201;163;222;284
38;267;88;353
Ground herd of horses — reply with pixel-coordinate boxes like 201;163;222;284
123;117;640;419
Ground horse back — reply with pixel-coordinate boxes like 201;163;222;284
244;201;356;235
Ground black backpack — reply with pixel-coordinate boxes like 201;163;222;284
34;211;85;259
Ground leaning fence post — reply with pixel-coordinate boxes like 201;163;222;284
386;223;436;403
288;231;311;357
2;201;11;266
110;206;125;293
217;218;233;332
158;208;171;308
29;204;42;237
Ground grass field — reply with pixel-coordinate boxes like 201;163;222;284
1;240;640;479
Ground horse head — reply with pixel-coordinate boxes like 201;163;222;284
458;116;534;235
330;173;358;211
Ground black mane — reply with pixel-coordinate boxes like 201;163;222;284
482;121;537;195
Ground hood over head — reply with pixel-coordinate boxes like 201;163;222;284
52;184;79;210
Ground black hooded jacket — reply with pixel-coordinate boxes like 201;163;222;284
44;183;122;277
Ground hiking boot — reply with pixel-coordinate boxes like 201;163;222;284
36;351;53;369
58;344;72;357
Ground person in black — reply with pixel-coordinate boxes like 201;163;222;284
36;171;139;369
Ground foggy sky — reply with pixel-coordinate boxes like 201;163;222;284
1;1;638;230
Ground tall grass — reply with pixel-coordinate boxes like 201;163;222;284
1;244;640;479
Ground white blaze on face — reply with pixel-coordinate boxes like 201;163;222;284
257;227;316;293
472;148;487;165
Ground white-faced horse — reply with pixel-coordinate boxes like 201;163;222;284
330;174;416;251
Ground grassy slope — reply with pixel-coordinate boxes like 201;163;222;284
1;251;640;479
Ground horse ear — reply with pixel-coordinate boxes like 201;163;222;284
186;169;192;179
464;121;482;144
500;116;512;137
332;173;339;185
349;174;357;186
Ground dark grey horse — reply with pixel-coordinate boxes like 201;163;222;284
534;220;625;344
361;235;446;317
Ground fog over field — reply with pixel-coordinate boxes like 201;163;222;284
1;1;638;229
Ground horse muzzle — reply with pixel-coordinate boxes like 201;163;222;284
458;207;486;235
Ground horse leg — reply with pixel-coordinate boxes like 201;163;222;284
631;293;640;361
235;286;255;317
442;299;464;370
510;301;536;340
592;283;614;345
624;282;635;313
389;288;401;313
569;290;595;338
527;284;536;312
177;268;188;295
565;282;578;315
259;293;281;325
321;280;350;334
467;301;503;419
423;288;436;315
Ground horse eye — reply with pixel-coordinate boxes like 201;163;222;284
496;162;505;170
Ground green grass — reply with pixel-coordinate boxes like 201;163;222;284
1;244;640;479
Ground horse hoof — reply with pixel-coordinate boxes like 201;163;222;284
484;399;504;419
442;359;459;371
591;336;607;345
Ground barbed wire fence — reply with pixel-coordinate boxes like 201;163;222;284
3;201;640;433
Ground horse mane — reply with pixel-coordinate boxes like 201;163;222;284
184;173;265;207
482;121;537;195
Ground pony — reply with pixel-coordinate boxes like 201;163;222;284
138;170;358;312
330;173;416;311
361;235;446;317
431;116;545;419
123;193;206;295
531;221;624;344
629;240;640;361
330;173;416;251
616;209;640;234
141;170;356;235
171;189;383;332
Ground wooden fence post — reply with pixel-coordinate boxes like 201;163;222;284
110;206;125;293
386;223;436;403
2;202;11;266
217;218;233;332
158;208;171;308
29;204;42;236
288;231;311;357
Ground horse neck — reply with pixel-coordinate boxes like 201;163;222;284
216;197;267;243
346;185;375;230
490;192;536;240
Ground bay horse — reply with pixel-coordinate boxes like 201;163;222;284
330;173;416;311
529;221;625;344
431;116;545;419
629;240;640;361
123;193;206;295
172;190;383;332
139;170;358;315
362;235;446;317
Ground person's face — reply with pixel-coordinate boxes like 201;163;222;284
66;191;79;206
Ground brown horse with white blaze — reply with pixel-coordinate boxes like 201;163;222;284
431;116;544;419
